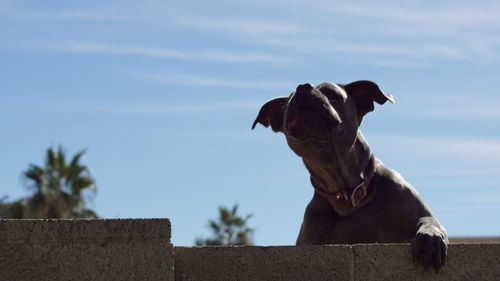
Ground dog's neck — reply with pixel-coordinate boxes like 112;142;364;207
302;131;373;195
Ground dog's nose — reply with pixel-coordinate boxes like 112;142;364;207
295;83;313;94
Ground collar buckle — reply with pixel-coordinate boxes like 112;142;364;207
311;155;375;213
350;182;368;207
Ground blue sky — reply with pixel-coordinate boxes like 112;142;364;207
1;0;499;245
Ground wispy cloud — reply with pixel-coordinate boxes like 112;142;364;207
321;2;500;64
16;9;129;21
171;2;500;65
126;70;295;90
158;129;268;140
255;36;472;62
369;135;500;196
0;1;130;21
2;101;263;115
346;57;431;68
78;102;261;114
394;95;500;120
38;41;295;64
320;2;500;29
423;107;500;119
173;16;306;35
6;1;500;66
372;135;500;162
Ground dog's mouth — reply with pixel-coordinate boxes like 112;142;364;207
284;85;341;142
285;105;339;142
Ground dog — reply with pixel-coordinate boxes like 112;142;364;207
252;81;448;271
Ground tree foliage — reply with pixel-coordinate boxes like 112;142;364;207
195;204;254;246
0;146;98;219
0;196;24;219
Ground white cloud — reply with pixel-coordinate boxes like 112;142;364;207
418;179;500;188
256;36;472;61
0;2;130;21
170;2;500;65
3;101;263;115
126;70;295;90
6;1;500;65
346;57;430;68
20;10;128;21
369;135;500;185
325;2;500;28
49;41;187;59
82;102;261;114
159;129;267;140
39;41;295;64
173;16;306;34
372;135;500;161
394;95;500;119
368;134;500;202
424;107;500;119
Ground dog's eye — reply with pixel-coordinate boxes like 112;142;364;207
329;94;343;101
326;92;344;103
320;86;344;101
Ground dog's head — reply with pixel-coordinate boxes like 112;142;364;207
252;80;394;157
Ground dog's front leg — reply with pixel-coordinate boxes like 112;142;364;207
412;216;449;272
296;195;340;245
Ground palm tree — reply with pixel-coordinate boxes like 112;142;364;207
21;146;98;219
195;204;254;246
0;196;24;219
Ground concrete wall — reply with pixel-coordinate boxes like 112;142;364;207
0;219;174;281
175;244;500;281
1;219;499;281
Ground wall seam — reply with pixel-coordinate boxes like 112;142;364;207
348;245;355;281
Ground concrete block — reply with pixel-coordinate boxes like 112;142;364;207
450;237;500;244
174;245;353;281
0;219;174;281
353;243;500;281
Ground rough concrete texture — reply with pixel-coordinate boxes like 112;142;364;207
176;243;500;281
175;245;353;281
0;219;174;281
450;236;500;244
1;219;498;281
353;243;500;281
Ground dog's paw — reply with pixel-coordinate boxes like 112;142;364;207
412;217;448;273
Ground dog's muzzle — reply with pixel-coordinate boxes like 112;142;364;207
284;83;341;137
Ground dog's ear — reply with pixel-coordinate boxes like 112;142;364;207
252;97;288;133
343;80;395;118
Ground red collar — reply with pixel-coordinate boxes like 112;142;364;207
311;156;375;212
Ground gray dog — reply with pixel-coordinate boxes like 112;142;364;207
252;81;448;271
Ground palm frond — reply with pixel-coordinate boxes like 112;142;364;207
195;204;254;246
18;145;99;219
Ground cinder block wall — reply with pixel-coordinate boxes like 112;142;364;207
175;244;500;281
1;219;499;281
0;219;174;281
